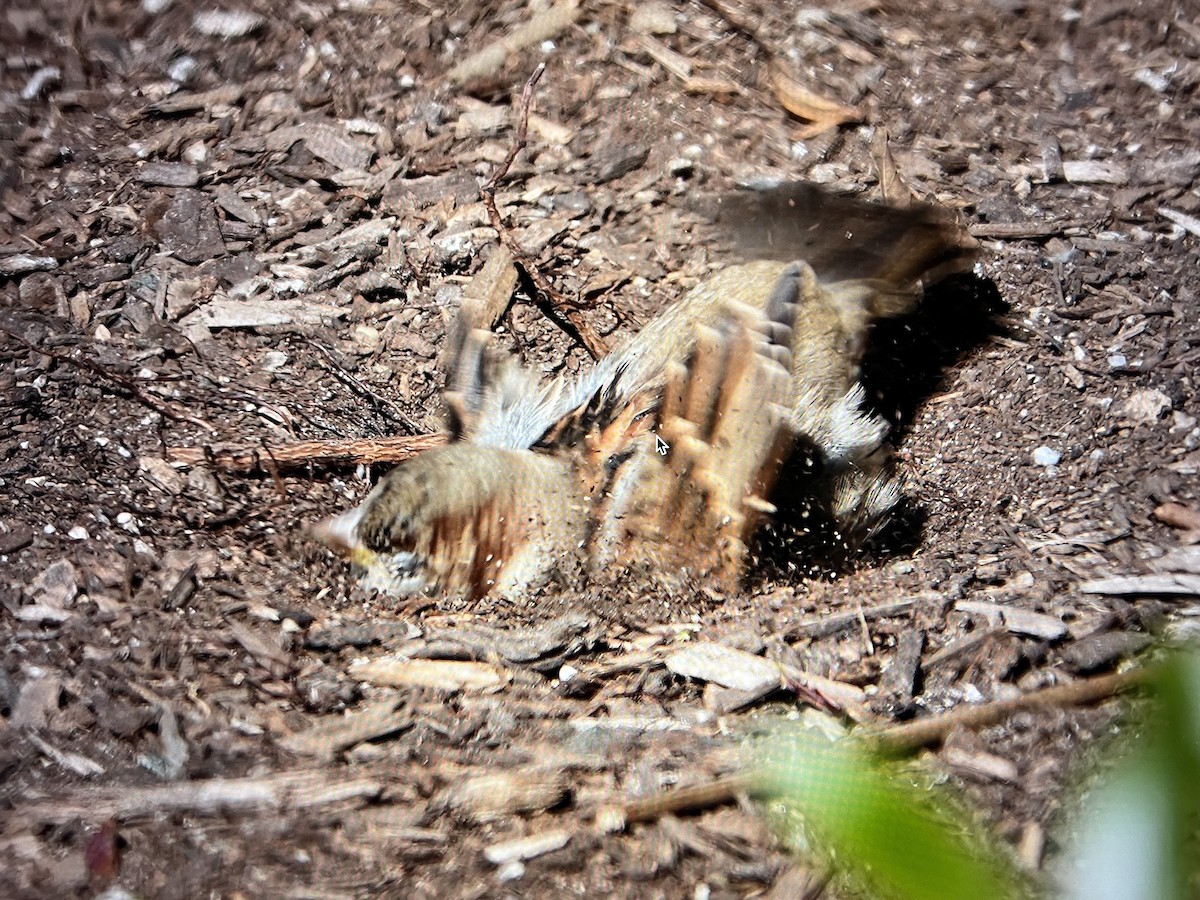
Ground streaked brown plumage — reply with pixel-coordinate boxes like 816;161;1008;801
310;183;974;598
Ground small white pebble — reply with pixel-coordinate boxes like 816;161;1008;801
167;55;199;84
181;139;208;165
1107;353;1127;368
496;860;525;882
262;350;288;371
1032;446;1061;467
67;525;89;540
43;524;57;535
559;664;579;683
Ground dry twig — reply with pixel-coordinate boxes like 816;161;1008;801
872;668;1144;753
479;63;611;359
614;774;754;826
168;433;447;472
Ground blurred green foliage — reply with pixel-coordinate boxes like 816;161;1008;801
754;652;1200;900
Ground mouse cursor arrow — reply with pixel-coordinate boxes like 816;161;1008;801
655;435;669;456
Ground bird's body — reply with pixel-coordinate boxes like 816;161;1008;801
311;184;974;599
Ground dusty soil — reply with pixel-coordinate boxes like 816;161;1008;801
2;0;1199;896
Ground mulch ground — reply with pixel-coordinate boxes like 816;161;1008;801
2;0;1199;896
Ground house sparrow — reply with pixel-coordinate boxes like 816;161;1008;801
311;183;974;598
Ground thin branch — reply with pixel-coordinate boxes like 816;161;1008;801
872;668;1145;753
1;327;216;433
168;433;447;472
616;774;754;826
479;63;611;360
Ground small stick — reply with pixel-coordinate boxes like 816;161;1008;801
306;338;422;435
785;597;919;640
1;327;216;433
168;433;447;472
617;774;754;825
872;668;1145;753
480;64;611;359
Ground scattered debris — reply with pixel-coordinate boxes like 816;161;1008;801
484;829;572;865
770;65;864;139
279;699;412;761
445;0;581;85
350;658;507;691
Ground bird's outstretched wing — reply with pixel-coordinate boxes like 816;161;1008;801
588;263;804;589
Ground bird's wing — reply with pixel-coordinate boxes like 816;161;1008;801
593;263;804;589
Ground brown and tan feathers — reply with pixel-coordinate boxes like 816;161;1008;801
587;265;803;589
314;444;585;599
309;183;976;599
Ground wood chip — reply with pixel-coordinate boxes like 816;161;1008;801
0;254;58;276
22;770;384;825
786;597;919;639
225;620;293;678
181;296;345;329
168;433;447;472
779;666;870;721
1062;160;1128;185
879;629;924;701
435;771;567;823
1154;503;1200;534
445;0;581;85
968;220;1086;239
682;75;741;96
136;162;200;188
638;34;692;80
527;113;574;146
11;672;63;729
26;733;106;778
629;1;677;35
136;84;244;119
769;65;863;139
943;746;1019;782
1148;546;1200;575
349;657;506;691
1061;630;1153;673
1079;574;1200;597
193;9;264;37
664;642;779;692
955;600;1067;640
1017;821;1045;871
460;246;518;331
484;829;571;865
872;127;915;206
279;700;413;761
1159;207;1200;238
